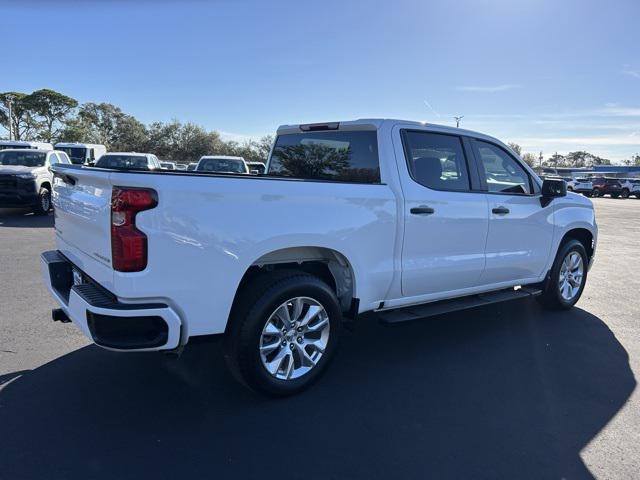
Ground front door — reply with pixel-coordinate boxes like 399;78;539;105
471;139;554;285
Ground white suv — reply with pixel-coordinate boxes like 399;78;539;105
619;178;640;198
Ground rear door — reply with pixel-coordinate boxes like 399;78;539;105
395;127;489;297
471;139;554;285
52;166;114;282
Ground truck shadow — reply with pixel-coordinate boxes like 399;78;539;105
0;208;53;228
0;301;634;479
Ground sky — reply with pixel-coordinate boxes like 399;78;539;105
2;0;640;161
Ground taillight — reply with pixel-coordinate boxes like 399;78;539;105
111;187;158;272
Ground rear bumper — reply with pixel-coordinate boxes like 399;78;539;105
40;250;182;352
573;188;593;194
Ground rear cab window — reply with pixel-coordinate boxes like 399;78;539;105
267;130;380;183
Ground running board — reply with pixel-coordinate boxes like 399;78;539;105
378;287;542;325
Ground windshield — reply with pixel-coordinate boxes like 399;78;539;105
0;144;30;150
56;146;87;164
0;150;46;167
198;158;246;173
95;155;150;170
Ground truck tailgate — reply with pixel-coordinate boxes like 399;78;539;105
52;166;114;286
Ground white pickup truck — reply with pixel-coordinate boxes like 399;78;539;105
41;119;597;396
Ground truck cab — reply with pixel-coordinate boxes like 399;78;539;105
54;142;107;165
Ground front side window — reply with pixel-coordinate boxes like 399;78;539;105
268;130;380;183
475;141;532;195
48;153;60;165
402;131;470;191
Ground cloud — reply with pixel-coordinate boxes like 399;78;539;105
455;84;522;93
512;135;640;147
622;65;640;79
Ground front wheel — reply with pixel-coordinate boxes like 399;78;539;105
537;239;588;310
621;189;630;199
592;188;601;197
33;187;51;215
224;270;342;396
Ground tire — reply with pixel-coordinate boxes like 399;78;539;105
592;188;601;197
224;270;342;396
537;239;588;310
33;187;51;215
621;189;630;199
567;186;574;192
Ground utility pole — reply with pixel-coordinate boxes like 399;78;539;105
6;94;14;141
453;115;464;128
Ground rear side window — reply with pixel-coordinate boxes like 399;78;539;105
401;131;470;191
268;131;380;183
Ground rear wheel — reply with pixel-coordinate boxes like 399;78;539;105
567;186;574;192
592;188;601;197
621;188;630;199
538;239;588;310
224;270;342;396
33;187;51;215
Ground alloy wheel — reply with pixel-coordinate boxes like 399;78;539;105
558;251;584;301
259;297;330;380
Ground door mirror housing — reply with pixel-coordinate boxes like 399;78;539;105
541;178;567;206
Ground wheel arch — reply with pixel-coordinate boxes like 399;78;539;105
233;246;357;315
559;228;594;263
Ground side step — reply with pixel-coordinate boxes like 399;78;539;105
378;286;542;325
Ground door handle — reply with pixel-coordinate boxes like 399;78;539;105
492;206;510;215
410;206;435;215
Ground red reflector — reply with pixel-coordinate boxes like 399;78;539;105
111;187;157;272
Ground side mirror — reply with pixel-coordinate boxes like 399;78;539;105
541;178;566;207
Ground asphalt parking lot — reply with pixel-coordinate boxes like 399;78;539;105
0;198;638;479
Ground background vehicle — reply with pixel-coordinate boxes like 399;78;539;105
0;140;53;151
54;143;106;165
591;177;622;197
42;119;596;396
175;163;187;171
160;161;176;170
246;161;266;174
619;178;640;198
0;149;70;214
567;177;593;196
187;162;198;171
196;155;248;173
94;152;162;170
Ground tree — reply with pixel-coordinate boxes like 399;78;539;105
24;89;78;142
0;92;40;140
521;152;537;167
111;115;148;152
77;102;126;147
508;142;522;156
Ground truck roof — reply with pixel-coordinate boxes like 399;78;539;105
276;118;503;144
199;155;245;161
54;142;106;148
101;152;149;156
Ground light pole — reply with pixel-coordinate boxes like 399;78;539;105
453;115;464;128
